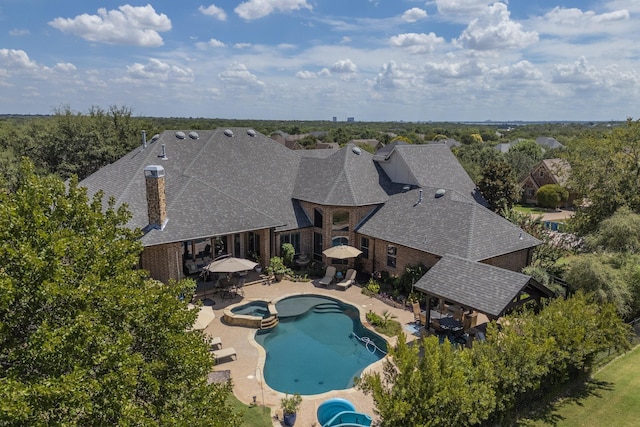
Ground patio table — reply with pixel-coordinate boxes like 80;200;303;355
439;316;463;332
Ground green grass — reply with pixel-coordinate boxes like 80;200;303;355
520;345;640;427
227;393;273;427
513;205;553;215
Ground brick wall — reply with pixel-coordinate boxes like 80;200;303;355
140;242;182;283
480;248;532;272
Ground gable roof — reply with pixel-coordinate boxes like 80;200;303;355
292;144;390;206
540;158;571;186
414;254;551;318
356;188;540;261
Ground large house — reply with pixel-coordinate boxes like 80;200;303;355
520;158;574;207
79;128;552;319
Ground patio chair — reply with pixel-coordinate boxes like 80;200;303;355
335;268;356;290
318;266;336;287
412;302;422;325
210;347;236;363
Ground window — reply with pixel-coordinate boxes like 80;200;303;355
330;236;348;265
248;232;261;258
539;170;544;177
332;210;350;231
280;232;301;254
183;238;211;261
360;237;369;259
386;245;397;268
314;208;323;228
313;232;323;261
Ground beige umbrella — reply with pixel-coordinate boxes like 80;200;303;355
204;256;258;273
188;304;216;330
323;244;362;259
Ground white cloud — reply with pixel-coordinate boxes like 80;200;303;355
370;61;419;90
54;62;77;72
235;0;312;20
0;48;38;70
48;4;171;47
551;56;640;90
218;62;265;88
198;4;227;21
390;32;444;54
434;0;493;17
234;43;253;49
207;38;226;48
340;36;352;44
9;28;30;36
124;58;193;83
545;7;629;25
402;8;428;23
456;3;538;50
296;70;317;79
330;59;357;74
424;59;485;80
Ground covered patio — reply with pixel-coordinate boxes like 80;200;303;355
413;254;555;342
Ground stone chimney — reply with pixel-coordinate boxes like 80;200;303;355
144;165;167;229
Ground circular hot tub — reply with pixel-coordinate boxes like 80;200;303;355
223;299;278;328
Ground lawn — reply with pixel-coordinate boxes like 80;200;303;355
520;345;640;427
513;204;553;215
227;393;273;427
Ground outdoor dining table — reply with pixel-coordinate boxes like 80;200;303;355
439;316;464;332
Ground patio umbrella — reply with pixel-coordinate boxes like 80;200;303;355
204;256;258;273
322;244;362;259
188;304;216;330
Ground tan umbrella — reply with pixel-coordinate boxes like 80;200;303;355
204;256;258;273
188;304;216;330
322;244;362;259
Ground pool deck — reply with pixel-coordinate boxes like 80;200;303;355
201;278;417;426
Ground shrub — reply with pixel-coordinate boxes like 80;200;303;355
536;184;568;209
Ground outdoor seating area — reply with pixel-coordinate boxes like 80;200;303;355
210;347;237;363
336;268;357;290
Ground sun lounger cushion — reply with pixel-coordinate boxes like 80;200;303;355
211;347;236;362
319;266;336;286
210;336;222;349
336;269;356;290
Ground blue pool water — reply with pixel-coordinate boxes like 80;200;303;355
255;295;387;395
231;300;270;318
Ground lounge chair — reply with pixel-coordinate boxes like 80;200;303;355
210;336;222;349
412;302;422;325
318;266;336;287
336;268;356;290
211;347;236;363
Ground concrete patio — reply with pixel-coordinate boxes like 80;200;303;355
198;277;417;426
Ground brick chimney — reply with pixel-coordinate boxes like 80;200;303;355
144;165;167;229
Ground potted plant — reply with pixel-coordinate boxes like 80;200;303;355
267;256;288;281
280;393;302;426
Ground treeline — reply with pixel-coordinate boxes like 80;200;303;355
0;105;617;187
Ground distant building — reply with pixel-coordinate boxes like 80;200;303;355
520;158;574;207
346;117;355;122
332;116;337;122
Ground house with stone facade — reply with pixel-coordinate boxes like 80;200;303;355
79;128;552;319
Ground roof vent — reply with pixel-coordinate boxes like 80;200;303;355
351;146;362;155
224;129;234;137
402;185;410;192
142;130;147;148
150;134;160;143
158;144;168;160
414;189;423;207
175;131;186;139
435;189;446;198
247;129;257;137
188;131;199;140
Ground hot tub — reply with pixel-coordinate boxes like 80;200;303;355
223;299;278;328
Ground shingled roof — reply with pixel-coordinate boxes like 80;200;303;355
414;254;552;318
80;128;306;246
356;187;540;262
292;144;390;206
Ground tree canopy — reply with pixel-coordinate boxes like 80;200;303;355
357;292;630;426
478;159;521;212
0;161;241;426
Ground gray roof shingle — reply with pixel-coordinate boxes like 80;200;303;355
413;254;533;317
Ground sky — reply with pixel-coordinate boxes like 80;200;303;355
1;0;639;122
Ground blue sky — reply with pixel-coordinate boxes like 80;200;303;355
1;0;639;121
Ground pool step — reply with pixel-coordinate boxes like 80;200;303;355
261;315;279;330
313;302;343;314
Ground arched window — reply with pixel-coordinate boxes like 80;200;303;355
332;236;349;247
332;210;349;231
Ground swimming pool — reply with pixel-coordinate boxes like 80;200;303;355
255;295;387;395
231;300;270;318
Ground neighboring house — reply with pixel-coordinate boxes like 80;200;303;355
270;131;305;150
520;158;574;207
494;136;565;153
79;128;550;319
428;138;461;149
348;139;384;152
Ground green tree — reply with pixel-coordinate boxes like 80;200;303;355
504;139;544;182
478;160;521;212
536;184;568;209
568;118;640;234
0;161;241;426
585;206;640;253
